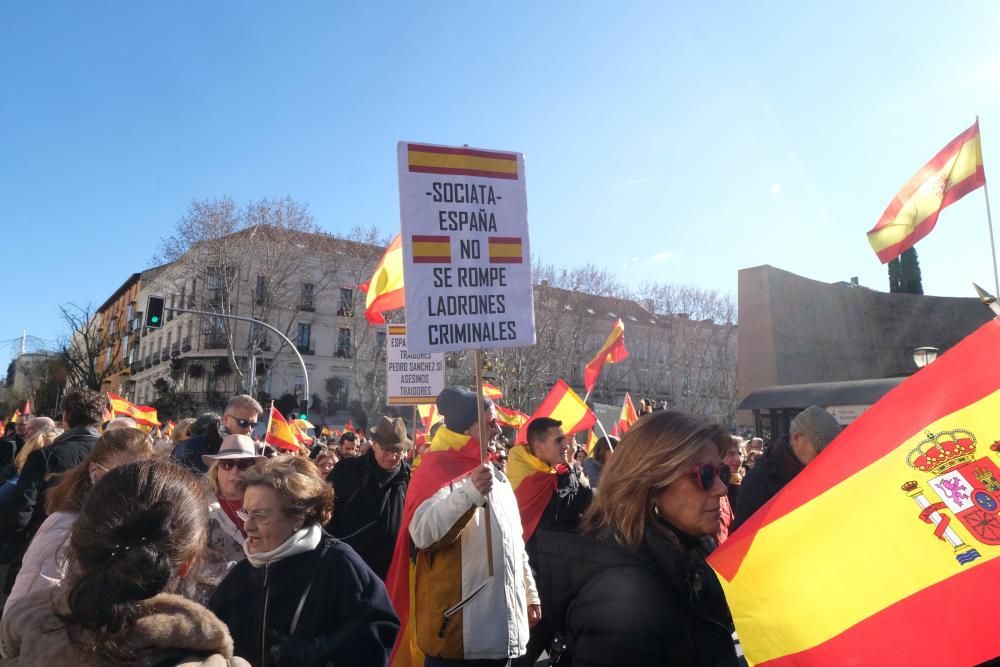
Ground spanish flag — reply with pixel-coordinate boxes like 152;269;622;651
406;143;518;180
411;235;451;264
585;429;598;455
416;404;440;433
495;405;529;429
506;444;558;542
710;320;1000;666
616;392;638;435
107;392;160;427
385;426;484;667
487;237;523;264
867;121;986;263
22;401;30;416
583;319;629;394
9;410;21;424
517;380;596;444
363;234;405;325
265;407;298;452
482;382;504;400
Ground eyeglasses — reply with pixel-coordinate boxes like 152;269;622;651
688;463;731;491
376;445;405;456
236;507;273;524
219;459;257;472
228;415;258;429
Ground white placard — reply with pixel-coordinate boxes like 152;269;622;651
825;404;871;426
397;141;536;353
386;325;446;405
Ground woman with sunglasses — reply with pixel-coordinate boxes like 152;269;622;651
536;411;740;667
176;434;264;605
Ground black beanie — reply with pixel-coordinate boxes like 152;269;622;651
437;386;493;434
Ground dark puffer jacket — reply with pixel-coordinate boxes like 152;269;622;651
326;451;409;580
208;531;399;667
537;523;739;667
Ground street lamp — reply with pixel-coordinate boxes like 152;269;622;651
913;347;939;368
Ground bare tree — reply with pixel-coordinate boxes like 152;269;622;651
153;196;336;395
59;302;114;390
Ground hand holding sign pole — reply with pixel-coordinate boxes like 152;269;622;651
398;141;535;579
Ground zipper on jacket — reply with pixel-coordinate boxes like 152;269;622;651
261;563;270;665
438;580;490;637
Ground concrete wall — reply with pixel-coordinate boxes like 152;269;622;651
738;265;992;402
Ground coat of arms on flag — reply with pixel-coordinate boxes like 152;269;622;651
903;428;1000;564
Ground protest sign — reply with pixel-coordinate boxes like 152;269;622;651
385;324;445;405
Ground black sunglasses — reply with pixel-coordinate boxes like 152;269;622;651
219;459;256;472
688;463;731;491
229;416;257;429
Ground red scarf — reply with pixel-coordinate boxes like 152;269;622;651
219;496;246;536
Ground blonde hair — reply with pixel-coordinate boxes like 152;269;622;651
14;430;60;472
238;456;333;525
171;418;197;444
581;411;729;547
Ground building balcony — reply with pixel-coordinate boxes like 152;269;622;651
335;348;353;359
204;335;227;350
152;356;161;366
296;344;315;355
297;303;316;312
171;342;180;357
160;350;170;361
182;338;192;352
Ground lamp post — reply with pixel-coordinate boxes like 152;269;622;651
913;346;939;369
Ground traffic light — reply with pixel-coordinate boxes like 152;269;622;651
298;399;309;420
145;296;166;329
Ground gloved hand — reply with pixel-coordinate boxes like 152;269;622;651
268;631;321;667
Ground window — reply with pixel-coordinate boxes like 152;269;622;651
336;328;352;358
179;284;186;311
109;317;118;337
375;331;386;351
255;275;269;305
105;347;112;368
189;278;197;307
184;320;193;349
338;288;354;316
299;282;315;310
122;334;130;361
297;323;312;350
168;294;175;321
127;302;134;321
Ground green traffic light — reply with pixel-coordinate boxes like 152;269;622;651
151;316;160;323
299;413;307;419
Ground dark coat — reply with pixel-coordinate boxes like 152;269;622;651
0;425;99;590
0;435;22;469
732;440;804;531
326;451;409;580
537;525;739;667
171;428;223;474
208;531;399;667
525;467;593;576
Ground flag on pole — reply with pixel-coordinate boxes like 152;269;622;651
583;319;629;393
22;401;30;416
517;379;596;443
616;392;638;435
506;444;559;542
495;405;530;429
265;407;299;452
362;234;405;325
344;419;355;434
867;121;986;263
10;410;21;424
107;393;160;427
709;319;1000;667
482;382;504;400
585;429;598;455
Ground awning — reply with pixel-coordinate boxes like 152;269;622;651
739;377;907;410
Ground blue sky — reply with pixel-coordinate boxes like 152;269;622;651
3;2;1000;360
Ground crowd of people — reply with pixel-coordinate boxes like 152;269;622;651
0;387;843;666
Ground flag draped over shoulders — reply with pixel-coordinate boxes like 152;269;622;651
506;444;557;543
385;426;483;667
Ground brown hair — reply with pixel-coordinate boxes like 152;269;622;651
238;455;333;525
581;411;729;547
61;459;207;664
46;428;155;515
62;389;105;427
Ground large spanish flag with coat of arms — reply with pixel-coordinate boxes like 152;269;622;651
710;319;1000;666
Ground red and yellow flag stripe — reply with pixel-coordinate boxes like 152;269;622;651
265;407;299;452
363;234;405;325
711;320;1000;666
583;319;629;393
411;235;452;264
407;143;518;180
488;236;523;264
517;379;596;444
867;121;986;264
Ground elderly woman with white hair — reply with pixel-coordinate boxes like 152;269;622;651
175;434;263;605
